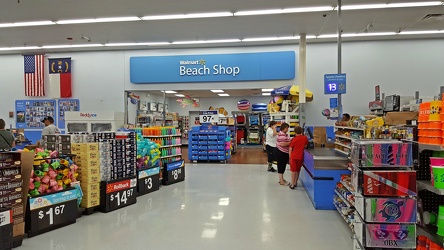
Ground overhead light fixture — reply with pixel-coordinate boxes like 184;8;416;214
242;36;299;42
142;12;233;21
175;94;185;97
41;44;104;49
211;90;224;93
218;94;230;96
0;46;40;51
172;39;240;45
162;90;177;94
316;32;397;38
234;6;334;16
0;21;55;28
341;1;442;10
399;30;444;35
56;17;140;24
262;93;271;96
261;89;274;92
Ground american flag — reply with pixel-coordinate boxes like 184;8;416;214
24;54;45;96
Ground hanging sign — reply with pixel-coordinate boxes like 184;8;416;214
324;74;346;94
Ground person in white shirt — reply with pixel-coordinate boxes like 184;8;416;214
41;116;60;138
265;121;278;172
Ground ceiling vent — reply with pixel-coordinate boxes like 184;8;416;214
421;14;444;21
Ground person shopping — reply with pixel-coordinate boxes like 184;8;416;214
265;121;278;172
274;123;291;185
41;116;60;137
288;126;308;189
0;119;15;151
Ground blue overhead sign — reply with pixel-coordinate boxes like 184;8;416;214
324;74;346;95
130;51;296;83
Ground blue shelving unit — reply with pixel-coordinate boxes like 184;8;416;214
188;125;231;163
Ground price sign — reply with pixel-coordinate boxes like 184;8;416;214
137;167;160;196
101;177;137;213
199;110;218;123
162;160;185;185
27;189;78;237
324;73;346;95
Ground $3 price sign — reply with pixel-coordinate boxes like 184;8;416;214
138;174;160;196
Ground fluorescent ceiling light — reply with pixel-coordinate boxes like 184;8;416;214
400;30;444;35
341;1;442;10
146;42;171;46
175;94;185;97
211;90;224;93
317;32;397;38
56;17;140;24
262;93;271;96
218;94;230;96
41;44;104;49
234;6;333;16
162;90;177;94
0;46;40;51
242;36;299;42
105;42;171;47
142;12;232;20
172;39;240;45
262;89;274;92
0;21;55;28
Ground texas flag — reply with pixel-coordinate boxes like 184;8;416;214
49;58;72;98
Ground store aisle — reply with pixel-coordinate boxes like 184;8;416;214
19;164;352;250
183;146;268;164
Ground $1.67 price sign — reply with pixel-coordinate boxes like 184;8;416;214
163;160;185;185
101;177;137;213
28;189;78;237
137;167;160;196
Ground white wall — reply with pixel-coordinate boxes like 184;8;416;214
167;96;271;116
1;39;443;128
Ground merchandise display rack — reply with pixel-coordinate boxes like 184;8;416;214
334;126;365;157
416;142;444;248
350;140;417;249
188;125;231;163
333;196;354;230
141;127;182;170
269;101;299;136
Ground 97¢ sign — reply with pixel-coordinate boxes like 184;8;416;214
199;110;218;123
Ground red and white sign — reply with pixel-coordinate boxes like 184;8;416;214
106;178;137;194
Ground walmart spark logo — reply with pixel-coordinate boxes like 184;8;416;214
199;59;206;65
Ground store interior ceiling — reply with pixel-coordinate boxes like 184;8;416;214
0;0;444;54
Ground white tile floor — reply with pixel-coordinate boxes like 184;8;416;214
19;164;353;250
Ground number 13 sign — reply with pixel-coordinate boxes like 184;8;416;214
324;74;346;95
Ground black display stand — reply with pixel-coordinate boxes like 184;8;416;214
100;176;137;213
137;167;160;196
26;188;78;237
162;160;185;185
0;208;13;250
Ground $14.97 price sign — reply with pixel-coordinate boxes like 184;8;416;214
137;167;160;196
28;189;78;237
101;177;137;213
163;160;185;185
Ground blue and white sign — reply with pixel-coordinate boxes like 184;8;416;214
199;110;218;123
324;74;346;95
15;100;56;128
130;51;296;83
166;160;184;171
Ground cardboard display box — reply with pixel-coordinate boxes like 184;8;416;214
385;112;418;125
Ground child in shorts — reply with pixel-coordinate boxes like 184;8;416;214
288;126;308;189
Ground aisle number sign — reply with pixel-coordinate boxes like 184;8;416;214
199;110;218;123
324;74;346;94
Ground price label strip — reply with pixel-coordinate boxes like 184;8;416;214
101;177;137;213
199;110;218;124
137;167;160;196
162;160;185;185
0;209;13;249
27;189;78;237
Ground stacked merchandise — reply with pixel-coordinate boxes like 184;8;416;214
418;100;443;145
28;149;78;196
99;141;112;182
188;125;231;162
0;153;23;248
42;135;72;154
72;143;100;208
140;126;182;169
134;132;161;194
350;140;417;249
333;175;355;230
179;116;189;144
112;132;137;180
